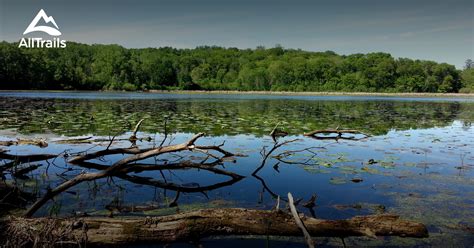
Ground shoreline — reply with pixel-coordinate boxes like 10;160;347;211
1;89;474;97
149;90;474;97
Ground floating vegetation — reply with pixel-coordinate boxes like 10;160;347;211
0;96;472;137
329;177;347;185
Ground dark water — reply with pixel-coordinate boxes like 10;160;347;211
1;92;473;247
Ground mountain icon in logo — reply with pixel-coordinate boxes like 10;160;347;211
23;9;61;36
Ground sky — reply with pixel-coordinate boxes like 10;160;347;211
0;0;473;68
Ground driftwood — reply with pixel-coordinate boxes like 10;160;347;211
53;136;96;144
0;139;48;148
54;119;150;145
54;136;152;145
3;208;428;246
304;129;370;140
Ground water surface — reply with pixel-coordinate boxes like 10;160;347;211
0;92;473;247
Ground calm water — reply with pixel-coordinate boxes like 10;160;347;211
1;91;473;247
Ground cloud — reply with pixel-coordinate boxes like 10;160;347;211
398;24;472;38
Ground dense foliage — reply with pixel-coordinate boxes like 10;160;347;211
460;59;474;93
0;41;469;92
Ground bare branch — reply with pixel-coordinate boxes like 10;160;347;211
24;133;242;217
288;192;315;248
252;139;300;176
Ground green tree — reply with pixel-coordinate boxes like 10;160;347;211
0;41;465;93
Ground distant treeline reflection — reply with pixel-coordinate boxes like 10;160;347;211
0;97;472;136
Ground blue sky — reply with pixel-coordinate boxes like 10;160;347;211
1;0;473;68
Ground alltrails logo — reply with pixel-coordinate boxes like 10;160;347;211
19;9;67;48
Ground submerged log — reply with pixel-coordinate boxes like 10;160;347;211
4;208;428;246
304;129;366;136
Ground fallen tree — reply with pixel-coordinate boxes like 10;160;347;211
24;132;241;217
0;119;244;219
2;208;428;246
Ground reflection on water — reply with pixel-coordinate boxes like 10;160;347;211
0;92;473;247
0;93;473;137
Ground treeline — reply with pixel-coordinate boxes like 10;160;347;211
0;41;471;92
461;59;474;93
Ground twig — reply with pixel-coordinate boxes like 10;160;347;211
252;139;299;176
274;195;280;211
169;191;180;207
269;122;288;141
303;194;316;208
158;118;168;148
106;135;117;150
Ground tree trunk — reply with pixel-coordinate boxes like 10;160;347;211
4;208;428;246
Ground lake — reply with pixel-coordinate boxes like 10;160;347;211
1;91;473;247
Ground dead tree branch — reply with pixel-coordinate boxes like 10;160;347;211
304;129;370;141
129;119;145;142
252;139;300;176
24;133;240;217
74;160;244;193
67;147;153;164
269;122;288;142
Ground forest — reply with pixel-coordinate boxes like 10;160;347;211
0;41;473;93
